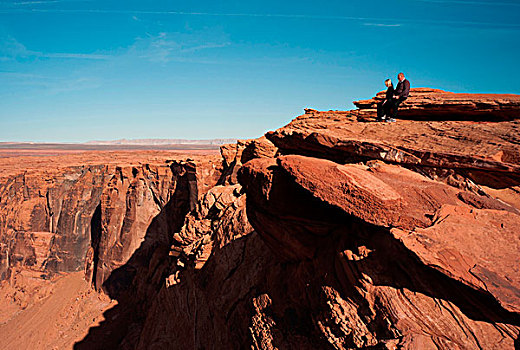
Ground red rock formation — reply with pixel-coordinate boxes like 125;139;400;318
219;136;277;185
0;156;221;287
238;155;520;348
353;88;520;121
2;90;520;349
266;109;520;189
113;91;519;349
232;92;520;348
0;152;222;349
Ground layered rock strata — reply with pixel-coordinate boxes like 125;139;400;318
267;108;520;190
353;88;520;121
0;152;222;335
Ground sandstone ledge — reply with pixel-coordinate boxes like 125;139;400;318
353;88;520;121
266;109;520;188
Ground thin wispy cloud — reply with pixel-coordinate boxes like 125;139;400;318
0;9;518;30
1;28;231;96
0;71;102;94
0;71;48;79
0;35;110;60
41;52;109;59
130;30;231;63
363;23;402;27
11;1;62;5
1;0;92;5
1;27;229;66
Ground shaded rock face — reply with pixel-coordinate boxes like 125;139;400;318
77;183;264;349
353;88;520;121
0;158;222;293
219;136;277;185
87;161;206;294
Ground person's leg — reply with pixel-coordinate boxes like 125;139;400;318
377;102;385;120
384;100;393;119
391;98;404;118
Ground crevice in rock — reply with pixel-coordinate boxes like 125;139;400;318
90;203;102;290
75;163;201;350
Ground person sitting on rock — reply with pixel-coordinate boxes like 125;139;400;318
377;78;394;121
388;72;411;122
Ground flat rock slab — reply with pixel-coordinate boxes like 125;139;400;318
354;88;520;121
277;155;463;229
276;155;516;229
392;205;520;314
267;110;520;186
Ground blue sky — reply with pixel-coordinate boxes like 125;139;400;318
1;0;519;142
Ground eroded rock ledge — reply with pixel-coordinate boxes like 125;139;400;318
353;88;520;121
266;109;520;190
238;155;520;349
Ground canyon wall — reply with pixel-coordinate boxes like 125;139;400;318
0;152;222;348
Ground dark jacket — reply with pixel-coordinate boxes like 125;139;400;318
394;79;410;99
385;84;394;101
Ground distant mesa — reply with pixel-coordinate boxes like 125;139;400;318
0;138;237;151
85;138;237;146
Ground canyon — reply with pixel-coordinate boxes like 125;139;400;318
0;88;519;349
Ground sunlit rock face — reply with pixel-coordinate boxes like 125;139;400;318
0;157;221;287
353;88;520;121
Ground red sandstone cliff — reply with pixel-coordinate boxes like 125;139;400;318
1;89;520;349
0;152;222;349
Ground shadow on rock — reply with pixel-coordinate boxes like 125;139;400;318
74;165;196;350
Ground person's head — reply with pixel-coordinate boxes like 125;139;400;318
385;79;392;87
398;72;405;82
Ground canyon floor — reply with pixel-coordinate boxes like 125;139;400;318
0;271;114;350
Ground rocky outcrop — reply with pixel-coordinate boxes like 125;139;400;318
115;91;520;349
353;88;520;121
219;136;277;185
266;109;520;190
238;155;520;348
233;92;520;348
